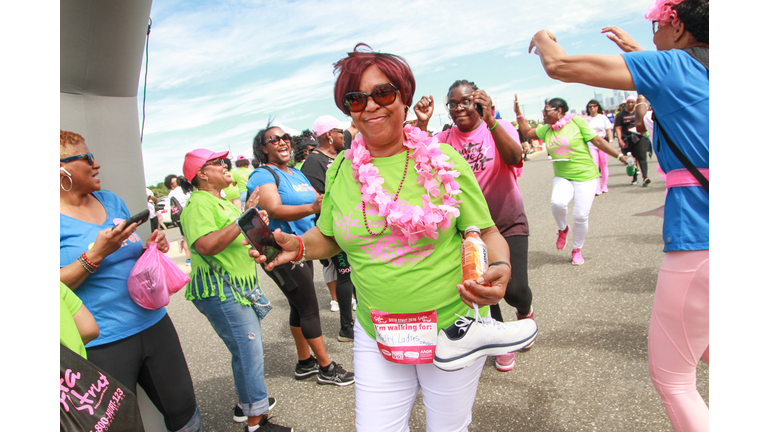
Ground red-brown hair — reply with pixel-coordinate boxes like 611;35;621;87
60;130;85;158
333;43;415;115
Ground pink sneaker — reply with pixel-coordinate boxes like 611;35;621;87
517;308;535;350
495;352;516;371
572;248;584;265
602;187;609;193
556;226;569;250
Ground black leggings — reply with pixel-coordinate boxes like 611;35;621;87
490;235;533;322
86;313;198;431
263;260;323;339
331;251;356;332
629;134;650;180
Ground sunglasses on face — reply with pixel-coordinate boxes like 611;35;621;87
266;134;292;145
330;128;344;134
60;152;95;166
446;99;473;112
543;107;558;114
202;158;225;169
652;20;661;34
343;83;398;113
588;105;598;108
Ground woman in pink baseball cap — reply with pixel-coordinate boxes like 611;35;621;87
178;149;293;431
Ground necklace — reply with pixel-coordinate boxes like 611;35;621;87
346;125;462;245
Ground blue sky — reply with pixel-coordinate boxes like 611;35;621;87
139;0;658;186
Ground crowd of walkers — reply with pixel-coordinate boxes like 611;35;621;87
60;0;708;431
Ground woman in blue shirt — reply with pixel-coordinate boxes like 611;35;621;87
247;124;354;387
59;130;201;432
528;1;709;431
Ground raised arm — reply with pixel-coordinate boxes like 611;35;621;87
474;90;521;166
529;29;635;91
513;94;539;141
635;95;649;134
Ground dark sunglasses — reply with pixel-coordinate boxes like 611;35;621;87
343;83;398;113
266;134;292;145
202;158;225;169
60;152;95;165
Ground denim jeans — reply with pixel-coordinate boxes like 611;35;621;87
192;275;269;417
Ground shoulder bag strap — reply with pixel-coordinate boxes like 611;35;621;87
260;166;280;188
652;112;709;194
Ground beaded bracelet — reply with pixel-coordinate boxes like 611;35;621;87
78;255;96;274
81;252;100;269
290;235;306;269
488;120;499;131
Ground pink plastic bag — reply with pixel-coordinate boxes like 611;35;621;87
127;243;190;310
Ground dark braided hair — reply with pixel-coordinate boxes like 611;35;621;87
447;79;478;96
674;0;708;44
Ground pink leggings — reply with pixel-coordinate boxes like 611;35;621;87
648;250;709;432
589;147;609;193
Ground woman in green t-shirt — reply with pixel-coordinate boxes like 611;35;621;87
178;148;292;432
244;43;537;431
516;96;628;265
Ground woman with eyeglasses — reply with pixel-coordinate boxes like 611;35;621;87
529;0;708;430
586;100;615;195
245;44;537;431
59;130;202;432
176;149;292;432
412;79;533;372
516;96;629;265
246;125;354;387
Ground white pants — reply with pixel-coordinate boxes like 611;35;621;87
353;320;484;432
550;177;598;250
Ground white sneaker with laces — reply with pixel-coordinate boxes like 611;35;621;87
330;300;339;312
434;305;538;371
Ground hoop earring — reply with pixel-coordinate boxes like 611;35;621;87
329;138;334;146
61;174;73;192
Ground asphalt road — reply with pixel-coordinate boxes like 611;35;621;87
141;149;708;432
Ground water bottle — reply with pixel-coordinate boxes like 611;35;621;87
625;152;636;176
461;226;489;294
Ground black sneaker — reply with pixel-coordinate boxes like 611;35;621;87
317;361;355;386
294;355;320;380
233;397;277;422
338;326;354;342
243;414;293;432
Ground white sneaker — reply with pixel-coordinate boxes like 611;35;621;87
352;298;357;311
433;306;538;372
330;300;339;312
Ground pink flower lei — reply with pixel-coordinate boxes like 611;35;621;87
345;124;462;245
549;113;585;131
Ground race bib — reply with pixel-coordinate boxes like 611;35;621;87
371;309;437;364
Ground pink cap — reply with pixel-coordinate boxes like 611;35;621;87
312;115;345;137
626;95;637;102
183;148;229;181
236;154;247;161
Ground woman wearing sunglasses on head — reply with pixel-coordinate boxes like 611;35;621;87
516;96;629;266
59;130;202;432
585;100;615;195
176;149;292;432
245;44;526;432
412;79;533;372
246;126;354;387
529;1;708;430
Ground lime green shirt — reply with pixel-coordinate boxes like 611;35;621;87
60;282;88;358
230;167;253;194
181;190;259;305
317;144;495;340
536;115;599;181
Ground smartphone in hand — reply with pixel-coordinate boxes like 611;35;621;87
115;209;150;230
236;207;282;264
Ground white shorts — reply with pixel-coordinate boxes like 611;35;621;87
322;260;337;284
353;320;484;431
